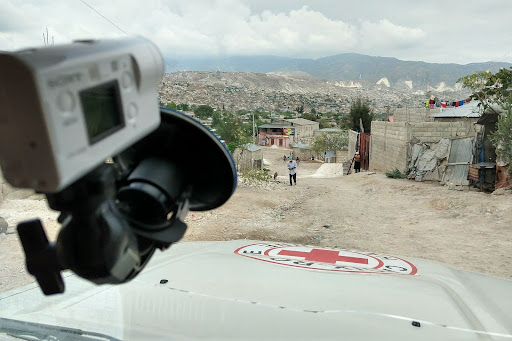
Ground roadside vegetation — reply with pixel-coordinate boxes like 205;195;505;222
459;67;512;171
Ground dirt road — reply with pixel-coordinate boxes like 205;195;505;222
185;146;512;279
1;146;511;292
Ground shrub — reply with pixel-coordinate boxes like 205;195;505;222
241;168;271;182
385;169;407;179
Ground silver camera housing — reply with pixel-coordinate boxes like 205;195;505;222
0;37;163;192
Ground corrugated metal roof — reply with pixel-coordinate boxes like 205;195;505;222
287;118;318;126
430;101;482;118
293;143;311;149
444;138;473;186
244;143;261;152
318;128;344;132
258;124;291;128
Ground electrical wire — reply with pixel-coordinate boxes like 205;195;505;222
78;0;180;73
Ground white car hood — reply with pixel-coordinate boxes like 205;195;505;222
1;240;512;340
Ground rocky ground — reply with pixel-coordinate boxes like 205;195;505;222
1;146;512;292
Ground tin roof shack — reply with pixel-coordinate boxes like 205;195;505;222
292;143;314;161
407;137;475;186
371;106;482;175
474;105;510;190
233;144;263;172
430;101;482;123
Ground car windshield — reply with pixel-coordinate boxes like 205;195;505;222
1;0;512;339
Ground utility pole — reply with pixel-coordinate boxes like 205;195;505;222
252;112;256;144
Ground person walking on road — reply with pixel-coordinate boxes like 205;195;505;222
287;157;297;186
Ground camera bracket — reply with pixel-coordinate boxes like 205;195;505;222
16;109;236;295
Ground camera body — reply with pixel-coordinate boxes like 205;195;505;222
0;37;163;192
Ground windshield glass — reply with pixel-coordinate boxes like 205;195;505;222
1;0;512;339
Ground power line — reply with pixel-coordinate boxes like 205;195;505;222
485;48;512;68
79;0;180;73
79;0;128;35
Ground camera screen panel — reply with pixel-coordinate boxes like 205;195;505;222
79;80;125;144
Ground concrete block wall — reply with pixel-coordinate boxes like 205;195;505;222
370;121;410;173
410;121;479;143
347;130;359;161
370;120;481;173
393;107;433;123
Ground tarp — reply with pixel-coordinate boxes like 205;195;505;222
407;138;451;181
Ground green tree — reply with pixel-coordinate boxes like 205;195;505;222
490;112;512;166
168;101;177;110
460;68;512;169
311;131;348;157
212;113;251;153
336;114;351;129
301;113;317;121
177;103;189;111
318;118;331;129
194;105;214;119
349;97;374;133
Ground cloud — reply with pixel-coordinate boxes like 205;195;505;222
359;19;426;50
0;0;432;61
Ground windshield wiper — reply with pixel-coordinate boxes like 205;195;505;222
0;317;120;341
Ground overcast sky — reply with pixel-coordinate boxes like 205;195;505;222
2;0;512;66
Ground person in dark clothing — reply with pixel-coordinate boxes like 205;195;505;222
354;151;361;173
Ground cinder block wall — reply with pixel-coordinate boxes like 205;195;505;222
347;130;359;161
393;108;433;123
410;121;479;143
370;122;410;172
370;120;481;173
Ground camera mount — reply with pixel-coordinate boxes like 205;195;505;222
17;109;237;295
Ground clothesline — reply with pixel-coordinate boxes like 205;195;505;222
426;97;470;109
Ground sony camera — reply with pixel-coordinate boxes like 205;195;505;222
0;37;163;192
0;37;236;295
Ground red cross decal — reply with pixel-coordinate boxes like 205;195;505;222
277;248;369;265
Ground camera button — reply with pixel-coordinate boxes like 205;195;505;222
122;71;133;89
57;91;75;112
128;103;138;118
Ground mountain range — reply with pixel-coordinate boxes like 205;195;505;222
168;53;512;92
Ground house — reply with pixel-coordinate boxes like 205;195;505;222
258;118;319;147
292;143;314;161
233;143;263;172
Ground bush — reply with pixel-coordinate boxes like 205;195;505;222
385;169;407;179
241;168;271;182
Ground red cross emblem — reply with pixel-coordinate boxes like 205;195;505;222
277;248;369;265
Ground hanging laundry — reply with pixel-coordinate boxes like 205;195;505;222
455;101;459;107
441;102;447;108
459;100;464;106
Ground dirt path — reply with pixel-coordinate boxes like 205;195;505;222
1;146;512;292
185;146;512;279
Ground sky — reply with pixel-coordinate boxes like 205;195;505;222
1;0;512;66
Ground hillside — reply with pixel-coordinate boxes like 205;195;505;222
158;71;468;113
169;53;512;91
